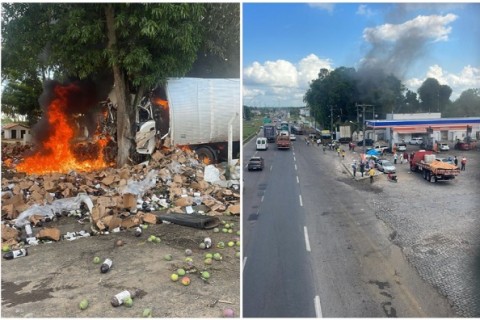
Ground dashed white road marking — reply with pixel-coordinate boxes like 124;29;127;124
295;164;298;171
304;226;311;252
243;257;247;273
296;176;299;184
299;195;303;207
314;295;322;317
261;195;264;202
294;156;296;162
270;165;273;171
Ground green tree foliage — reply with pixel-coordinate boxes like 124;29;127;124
188;3;240;78
417;77;452;113
243;105;252;120
1;77;43;125
304;67;405;129
444;89;480;117
2;3;238;166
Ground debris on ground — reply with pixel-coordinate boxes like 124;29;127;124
1;144;240;249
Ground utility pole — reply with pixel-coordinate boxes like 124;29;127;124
356;103;374;154
330;105;333;136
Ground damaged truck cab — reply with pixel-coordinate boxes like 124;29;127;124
134;78;240;164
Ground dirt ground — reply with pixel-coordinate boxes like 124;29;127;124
1;214;240;318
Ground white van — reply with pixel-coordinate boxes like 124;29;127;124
256;137;268;150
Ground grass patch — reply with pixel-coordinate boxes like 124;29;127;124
243;117;264;142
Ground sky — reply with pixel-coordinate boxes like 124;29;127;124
243;3;480;108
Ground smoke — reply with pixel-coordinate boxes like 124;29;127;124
31;79;109;147
360;5;458;80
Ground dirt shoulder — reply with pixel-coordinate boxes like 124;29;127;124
1;215;240;318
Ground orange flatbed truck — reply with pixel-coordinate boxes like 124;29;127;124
276;131;291;149
410;150;460;182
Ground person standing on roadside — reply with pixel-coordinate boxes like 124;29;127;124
454;156;458;167
461;156;467;171
393;152;398;164
359;161;365;177
368;167;375;183
352;160;357;178
341;149;345;160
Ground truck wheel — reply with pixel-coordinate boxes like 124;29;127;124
423;170;427;180
427;171;431;182
434;176;438;183
195;147;216;164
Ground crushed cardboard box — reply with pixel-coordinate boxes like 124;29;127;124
2;147;240;243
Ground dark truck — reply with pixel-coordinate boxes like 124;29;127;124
263;124;276;143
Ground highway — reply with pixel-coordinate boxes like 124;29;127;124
242;131;455;317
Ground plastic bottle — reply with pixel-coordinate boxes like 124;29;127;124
3;248;28;260
110;289;139;307
24;224;33;238
100;258;113;273
204;237;212;249
134;227;142;237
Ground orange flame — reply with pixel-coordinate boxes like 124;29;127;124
178;145;192;152
153;98;169;111
16;84;111;175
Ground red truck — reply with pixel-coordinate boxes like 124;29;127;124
410;150;460;182
276;131;291;149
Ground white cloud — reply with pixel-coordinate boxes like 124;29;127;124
405;64;480;100
363;14;458;43
243;54;334;107
308;3;335;14
356;5;376;18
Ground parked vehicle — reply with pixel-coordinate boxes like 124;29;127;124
409;137;423;145
263;124;276;143
320;130;332;145
338;125;351;143
247;156;264;171
338;137;352;144
376;159;396;173
256;137;268;151
454;141;470;150
410;150;460;182
374;145;389;153
291;125;303;135
397;143;407;152
439;143;450;151
356;139;374;146
134;78;240;164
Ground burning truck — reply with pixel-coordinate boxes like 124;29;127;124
132;78;240;164
13;78;240;175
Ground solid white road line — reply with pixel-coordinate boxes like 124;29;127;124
243;257;247;273
304;226;311;252
296;176;299;184
299;195;303;207
314;295;322;318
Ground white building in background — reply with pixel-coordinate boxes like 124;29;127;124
366;113;480;146
2;123;31;143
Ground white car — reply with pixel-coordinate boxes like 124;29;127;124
439;143;450;151
397;143;407;151
290;134;296;141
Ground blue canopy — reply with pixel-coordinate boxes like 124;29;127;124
366;149;381;156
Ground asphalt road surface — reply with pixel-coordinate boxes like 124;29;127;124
242;132;455;317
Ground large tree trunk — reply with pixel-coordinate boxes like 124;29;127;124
105;4;131;167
